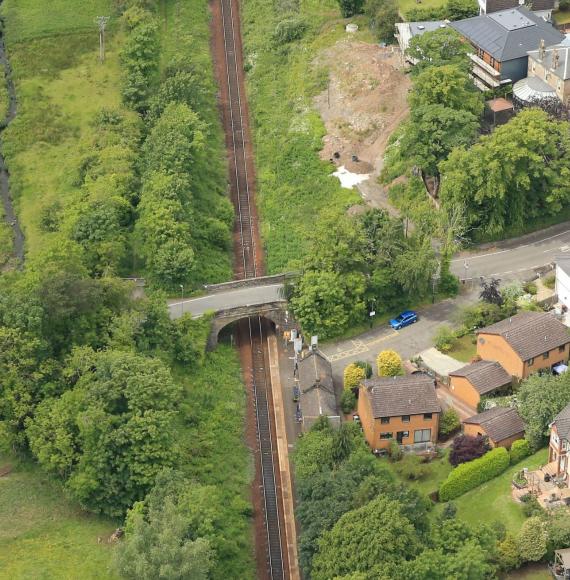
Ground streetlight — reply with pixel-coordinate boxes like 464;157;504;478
463;260;469;285
179;284;184;317
369;300;376;329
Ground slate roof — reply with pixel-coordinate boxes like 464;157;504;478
528;43;570;80
362;374;440;418
451;7;564;61
477;311;570;361
464;406;525;442
449;360;512;395
552;403;570;441
298;350;338;418
557;255;570;278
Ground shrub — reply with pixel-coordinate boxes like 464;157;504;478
343;363;366;390
377;349;403;377
523;281;538;296
337;0;365;17
433;325;457;353
395;454;427;480
355;360;373;379
543;273;556;290
497;532;521;571
341;390;356;414
449;434;491;466
273;17;308;45
560;0;570;10
520;494;542;518
458;302;503;331
441;502;457;519
510;439;531;465
439;447;510;501
439;409;461;438
388;439;402;461
518;517;548;563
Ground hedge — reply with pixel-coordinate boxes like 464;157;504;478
439;447;510;501
510;439;531;465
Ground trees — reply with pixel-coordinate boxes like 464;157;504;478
376;350;403;376
446;0;478;19
337;0;365;17
480;278;503;306
27;349;182;516
311;495;421;579
440;110;570;238
344;363;366;390
365;0;399;42
449;434;491;466
517;372;570;449
409;65;483;117
406;28;471;74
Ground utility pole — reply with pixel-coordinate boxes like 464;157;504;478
95;16;110;63
179;284;184;318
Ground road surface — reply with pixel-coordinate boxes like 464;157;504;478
168;283;284;318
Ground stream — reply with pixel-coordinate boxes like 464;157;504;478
0;9;24;265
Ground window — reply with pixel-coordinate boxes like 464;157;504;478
397;431;409;443
423;413;432;420
543;351;549;360
414;429;432;443
380;432;393;440
490;57;495;68
528;357;534;366
559;345;565;353
402;415;410;423
380;417;390;424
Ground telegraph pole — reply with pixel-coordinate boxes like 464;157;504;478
95;16;110;63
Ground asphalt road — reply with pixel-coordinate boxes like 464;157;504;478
451;224;570;281
168;283;284;319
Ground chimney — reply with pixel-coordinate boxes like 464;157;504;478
539;39;546;60
553;48;560;71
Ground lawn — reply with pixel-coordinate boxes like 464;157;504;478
447;448;549;533
447;334;477;363
0;454;119;579
554;9;570;25
397;0;446;17
242;0;361;273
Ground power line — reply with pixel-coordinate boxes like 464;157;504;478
95;16;110;63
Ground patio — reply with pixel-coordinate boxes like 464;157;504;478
512;461;570;509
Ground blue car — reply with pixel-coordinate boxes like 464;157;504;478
389;310;418;330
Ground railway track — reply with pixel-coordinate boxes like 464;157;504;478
217;0;286;577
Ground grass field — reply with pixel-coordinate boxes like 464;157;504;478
397;0;446;16
242;0;361;273
447;334;477;363
554;9;570;25
0;454;119;579
444;448;548;532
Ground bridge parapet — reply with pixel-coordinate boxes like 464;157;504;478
203;272;297;294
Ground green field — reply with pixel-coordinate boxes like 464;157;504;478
397;0;446;17
0;455;119;579
447;334;477;363
242;0;361;273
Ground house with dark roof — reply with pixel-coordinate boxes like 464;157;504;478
298;349;340;431
477;0;554;19
450;7;564;90
515;41;570;105
463;406;525;448
449;360;512;413
358;374;441;451
548;403;570;481
476;311;570;379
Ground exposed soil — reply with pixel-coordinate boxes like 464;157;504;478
0;6;24;267
314;40;411;215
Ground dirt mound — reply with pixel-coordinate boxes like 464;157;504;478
314;40;411;214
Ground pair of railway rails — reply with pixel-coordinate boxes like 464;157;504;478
217;0;286;577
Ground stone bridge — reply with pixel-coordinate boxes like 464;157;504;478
167;273;294;349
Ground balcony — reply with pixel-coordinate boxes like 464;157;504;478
469;53;502;89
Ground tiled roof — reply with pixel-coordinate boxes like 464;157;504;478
298;350;337;418
449;360;512;395
451;7;564;61
552;403;570;441
477;311;570;361
464;406;525;442
528;44;570;80
362;374;440;418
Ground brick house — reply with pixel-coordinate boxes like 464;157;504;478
358;374;441;451
449;360;512;413
463;406;525;448
476;311;570;379
548;403;570;480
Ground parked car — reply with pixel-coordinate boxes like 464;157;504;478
292;385;300;402
389;310;418;330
